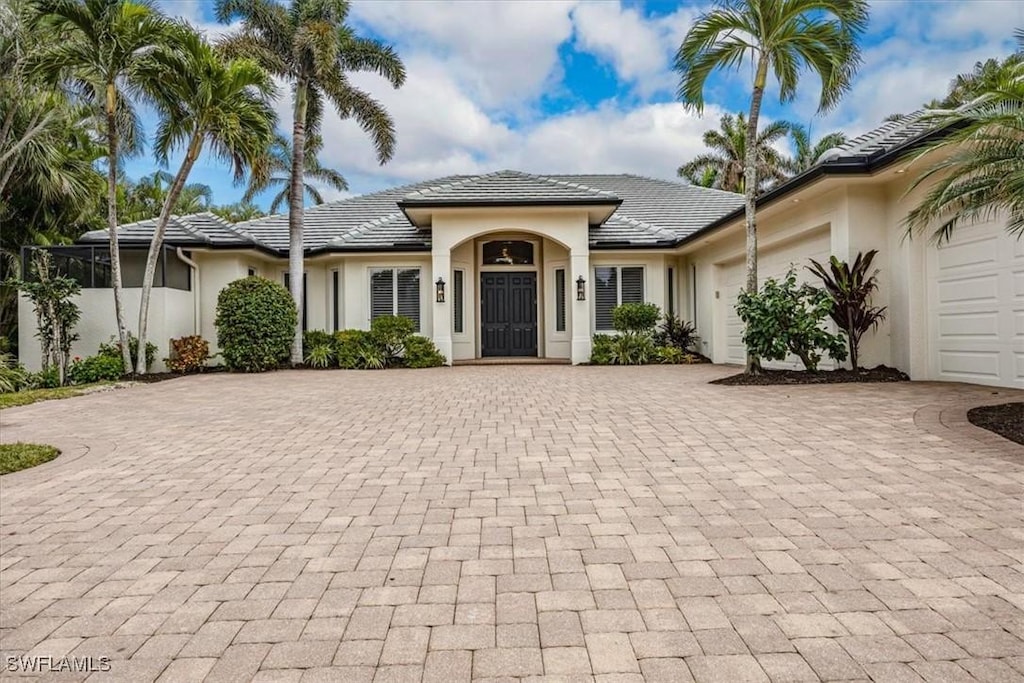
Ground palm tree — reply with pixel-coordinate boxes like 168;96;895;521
675;0;869;373
787;123;848;172
216;0;406;364
211;201;266;222
122;170;214;221
679;112;792;192
33;0;175;373
244;134;347;213
904;30;1024;243
134;26;277;373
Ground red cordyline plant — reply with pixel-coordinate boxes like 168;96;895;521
807;249;887;371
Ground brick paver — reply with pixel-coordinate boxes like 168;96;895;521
1;365;1021;681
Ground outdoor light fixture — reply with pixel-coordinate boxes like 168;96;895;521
435;277;446;303
576;275;586;301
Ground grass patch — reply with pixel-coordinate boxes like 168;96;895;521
0;382;111;409
0;442;60;475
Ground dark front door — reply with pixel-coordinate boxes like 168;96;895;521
481;272;537;357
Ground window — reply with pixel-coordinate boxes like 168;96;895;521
594;266;644;331
370;267;420;331
283;272;308;331
453;269;464;334
555;268;566;332
332;270;340;332
20;246;190;290
667;267;675;317
247;267;256;277
482;240;533;265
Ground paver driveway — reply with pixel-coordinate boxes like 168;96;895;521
1;365;1022;683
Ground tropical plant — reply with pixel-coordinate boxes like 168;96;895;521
304;343;335;368
401;335;445;368
33;0;178;373
611;302;661;334
608;333;655;366
370;315;416;366
303;329;334;356
10;249;81;385
807;250;887;370
98;333;156;373
215;276;297;372
736;268;847;372
903;30;1024;242
217;0;407;364
134;26;277;373
68;353;123;384
166;335;209;373
654;314;700;351
120;170;214;222
210;200;266;222
333;329;373;369
676;0;869;372
590;334;615;365
655;346;686;364
0;353;29;393
787;123;848;172
679;113;793;192
244;134;347;213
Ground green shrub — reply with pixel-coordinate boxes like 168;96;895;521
370;315;416;364
736;268;848;372
27;367;60;389
166;336;209;374
609;332;654;365
303;329;333;356
68;354;123;384
655;346;685;364
215;276;297;372
612;302;661;333
359;344;387;370
402;336;446;368
98;333;156;373
654;315;699;351
334;330;374;369
590;334;615;365
305;344;335;369
0;353;28;393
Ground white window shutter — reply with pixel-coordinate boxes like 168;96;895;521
370;268;394;322
621;267;644;303
594;266;617;331
396;268;420;332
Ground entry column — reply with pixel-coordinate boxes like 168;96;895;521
570;248;591;364
431;249;453;365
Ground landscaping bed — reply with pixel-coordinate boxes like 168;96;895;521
967;402;1024;446
712;365;909;385
0;442;60;475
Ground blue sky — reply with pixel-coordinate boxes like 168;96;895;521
135;0;1021;211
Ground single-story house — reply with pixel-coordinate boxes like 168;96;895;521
17;113;1023;389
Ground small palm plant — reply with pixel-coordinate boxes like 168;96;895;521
806;250;887;370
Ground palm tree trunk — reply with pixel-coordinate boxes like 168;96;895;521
742;57;768;375
136;133;203;374
288;80;308;365
106;83;132;375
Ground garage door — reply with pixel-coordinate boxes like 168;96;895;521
928;219;1023;388
719;228;832;367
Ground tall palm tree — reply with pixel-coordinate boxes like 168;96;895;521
33;0;175;373
787;123;848;172
216;0;406;364
679;112;792;192
675;0;869;373
211;201;266;222
904;30;1024;243
134;26;277;373
244;134;347;213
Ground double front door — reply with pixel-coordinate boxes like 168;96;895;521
480;272;537;356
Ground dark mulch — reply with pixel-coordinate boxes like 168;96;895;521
711;365;910;386
967;402;1024;446
126;367;225;383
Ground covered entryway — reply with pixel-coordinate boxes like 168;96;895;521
480;271;538;356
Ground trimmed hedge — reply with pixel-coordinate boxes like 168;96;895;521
215;277;297;372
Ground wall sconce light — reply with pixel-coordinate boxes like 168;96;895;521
435;277;446;303
576;275;586;301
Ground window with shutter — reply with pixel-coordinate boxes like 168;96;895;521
396;268;420;331
369;268;394;322
555;268;566;332
594;266;618;331
621;267;644;303
453;269;464;334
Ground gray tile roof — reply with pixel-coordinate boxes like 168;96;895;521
400;170;621;206
817;111;933;163
79;212;274;251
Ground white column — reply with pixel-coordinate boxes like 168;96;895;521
431;249;453;365
570;249;591;364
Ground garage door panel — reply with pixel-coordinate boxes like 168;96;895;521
929;218;1023;388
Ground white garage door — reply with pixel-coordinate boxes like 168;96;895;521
928;220;1024;388
719;228;832;367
